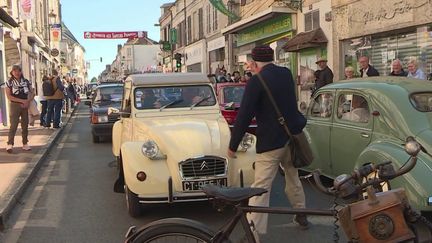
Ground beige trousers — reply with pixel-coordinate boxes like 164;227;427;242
247;142;306;234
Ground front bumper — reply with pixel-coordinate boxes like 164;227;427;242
91;122;115;137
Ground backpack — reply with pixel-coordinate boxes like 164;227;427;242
42;79;56;96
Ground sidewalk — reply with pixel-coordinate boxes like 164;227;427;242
0;108;76;230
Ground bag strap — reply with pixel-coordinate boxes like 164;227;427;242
256;73;293;138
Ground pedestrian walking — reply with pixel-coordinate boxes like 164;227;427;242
359;56;379;77
390;59;408;77
314;57;333;90
45;70;65;129
228;46;309;241
344;66;355;79
40;75;50;127
407;58;427;80
67;79;77;108
4;64;34;153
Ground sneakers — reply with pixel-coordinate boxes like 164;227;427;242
22;144;31;151
293;214;310;230
6;144;13;153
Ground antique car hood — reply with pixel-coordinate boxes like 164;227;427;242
133;117;230;160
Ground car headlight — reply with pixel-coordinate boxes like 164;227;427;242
239;133;255;151
141;140;166;160
97;115;108;123
428;197;432;206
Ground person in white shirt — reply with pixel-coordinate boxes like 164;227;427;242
342;95;369;123
407;58;427;80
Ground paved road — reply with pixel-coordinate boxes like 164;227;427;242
1;103;346;243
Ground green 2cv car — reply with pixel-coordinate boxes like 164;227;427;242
305;77;432;216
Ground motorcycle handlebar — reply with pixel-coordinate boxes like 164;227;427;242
312;155;417;196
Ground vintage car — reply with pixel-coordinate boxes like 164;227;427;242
305;77;432;216
111;73;256;217
216;82;256;134
85;83;123;143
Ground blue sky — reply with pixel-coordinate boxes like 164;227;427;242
61;0;173;80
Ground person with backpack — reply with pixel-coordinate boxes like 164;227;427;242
5;64;34;153
44;70;65;129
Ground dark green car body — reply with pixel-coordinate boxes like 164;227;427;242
305;77;432;213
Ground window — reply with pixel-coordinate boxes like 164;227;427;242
187;16;192;44
305;10;320;31
206;5;211;34
410;92;432;112
127;48;132;57
310;93;333;118
213;6;218;31
337;94;370;123
198;8;204;39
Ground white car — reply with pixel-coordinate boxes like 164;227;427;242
111;73;256;217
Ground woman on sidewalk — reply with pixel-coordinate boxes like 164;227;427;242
4;64;34;153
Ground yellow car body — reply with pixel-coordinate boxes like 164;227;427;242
112;73;256;217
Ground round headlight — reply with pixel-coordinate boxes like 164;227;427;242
240;133;255;150
141;140;159;159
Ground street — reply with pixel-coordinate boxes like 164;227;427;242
0;102;345;243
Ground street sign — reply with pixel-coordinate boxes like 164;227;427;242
162;41;171;51
51;48;59;57
170;28;177;44
83;31;146;39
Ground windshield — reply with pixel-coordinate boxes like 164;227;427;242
93;86;124;104
223;86;245;104
134;85;216;110
410;93;432;112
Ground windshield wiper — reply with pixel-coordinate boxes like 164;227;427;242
159;99;183;111
190;96;212;109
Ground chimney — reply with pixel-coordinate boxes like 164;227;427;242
117;44;122;53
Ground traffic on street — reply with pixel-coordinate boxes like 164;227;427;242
1;0;432;243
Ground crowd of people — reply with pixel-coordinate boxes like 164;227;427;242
4;65;83;153
214;67;253;84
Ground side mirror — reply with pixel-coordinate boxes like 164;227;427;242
405;137;421;157
108;107;120;115
85;101;91;106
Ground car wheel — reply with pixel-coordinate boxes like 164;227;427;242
125;185;143;218
92;134;100;143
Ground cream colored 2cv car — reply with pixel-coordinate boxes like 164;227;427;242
111;73;256;217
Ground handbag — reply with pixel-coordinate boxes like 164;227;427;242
256;73;314;168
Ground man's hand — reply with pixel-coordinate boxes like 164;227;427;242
227;149;237;159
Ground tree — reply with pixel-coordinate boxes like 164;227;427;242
90;77;97;83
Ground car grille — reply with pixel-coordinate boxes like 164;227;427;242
180;156;227;179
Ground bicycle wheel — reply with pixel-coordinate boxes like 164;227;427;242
126;218;215;243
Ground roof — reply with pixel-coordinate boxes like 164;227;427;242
283;28;327;52
321;77;432;94
126;73;211;86
62;22;85;51
125;37;158;45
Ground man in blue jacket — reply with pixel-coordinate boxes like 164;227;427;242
228;46;309;239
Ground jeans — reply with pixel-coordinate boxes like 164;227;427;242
46;99;63;127
40;100;48;126
8;102;29;145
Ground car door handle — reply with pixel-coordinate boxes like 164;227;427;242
360;132;370;138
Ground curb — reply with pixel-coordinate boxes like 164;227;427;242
0;107;77;231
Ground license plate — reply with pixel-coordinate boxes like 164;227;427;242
182;178;227;191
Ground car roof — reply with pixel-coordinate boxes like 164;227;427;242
95;83;124;89
126;73;211;86
321;77;432;94
217;83;246;88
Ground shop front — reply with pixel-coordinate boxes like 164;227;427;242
221;7;296;74
333;0;432;79
185;40;206;73
207;35;225;75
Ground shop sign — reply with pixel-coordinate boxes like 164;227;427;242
237;15;292;47
207;36;225;52
163;57;171;65
185;41;205;65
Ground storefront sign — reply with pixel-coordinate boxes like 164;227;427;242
185;41;205;66
207;36;225;52
237;15;292;47
346;0;432;36
83;31;146;39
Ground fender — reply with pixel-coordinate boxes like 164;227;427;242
112;120;122;157
356;141;432;212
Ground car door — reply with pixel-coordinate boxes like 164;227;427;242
330;91;373;176
305;90;335;175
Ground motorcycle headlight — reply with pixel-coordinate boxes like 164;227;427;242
141;140;160;159
239;133;255;151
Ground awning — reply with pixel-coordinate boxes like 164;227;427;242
283;28;328;52
221;6;296;35
0;8;19;28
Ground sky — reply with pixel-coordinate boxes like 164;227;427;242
61;0;174;80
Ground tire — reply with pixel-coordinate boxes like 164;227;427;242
92;134;100;143
126;218;217;243
126;185;144;218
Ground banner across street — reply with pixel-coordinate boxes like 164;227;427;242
83;31;146;39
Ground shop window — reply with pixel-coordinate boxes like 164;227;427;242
187;16;192;45
305;10;320;32
310;92;333;118
337;94;369;123
198;8;204;39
